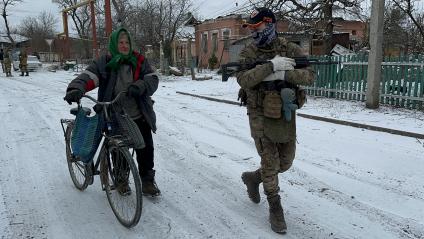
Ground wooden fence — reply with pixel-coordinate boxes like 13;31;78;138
305;54;424;110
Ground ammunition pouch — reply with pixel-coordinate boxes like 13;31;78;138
263;91;282;119
262;89;295;143
259;82;298;143
264;116;295;143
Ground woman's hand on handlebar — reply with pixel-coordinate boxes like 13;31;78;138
63;89;84;105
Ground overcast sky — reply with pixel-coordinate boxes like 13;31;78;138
0;0;252;34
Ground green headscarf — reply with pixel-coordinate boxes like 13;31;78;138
106;27;137;71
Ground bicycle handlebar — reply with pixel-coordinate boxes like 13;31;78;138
82;91;127;105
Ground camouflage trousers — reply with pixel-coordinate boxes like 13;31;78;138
253;136;296;198
4;61;11;76
20;64;28;73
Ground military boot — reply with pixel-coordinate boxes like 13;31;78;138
141;170;161;196
25;72;29;76
241;169;262;203
267;195;287;234
20;72;24;76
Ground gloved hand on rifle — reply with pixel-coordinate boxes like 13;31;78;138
63;88;83;105
264;55;296;82
269;55;296;72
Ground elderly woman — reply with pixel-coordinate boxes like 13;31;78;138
64;28;161;196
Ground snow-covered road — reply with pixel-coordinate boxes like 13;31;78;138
0;70;423;239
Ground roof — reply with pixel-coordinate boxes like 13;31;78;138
177;25;195;39
0;34;29;44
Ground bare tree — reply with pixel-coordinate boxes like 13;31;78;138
19;11;56;52
131;0;192;64
264;0;364;54
383;5;408;53
392;0;424;44
53;0;93;58
0;0;24;45
111;0;132;26
52;0;92;40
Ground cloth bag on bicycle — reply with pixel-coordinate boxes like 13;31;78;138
110;110;145;150
71;106;103;163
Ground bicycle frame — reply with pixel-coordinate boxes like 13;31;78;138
60;91;130;176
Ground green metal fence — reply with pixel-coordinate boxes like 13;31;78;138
305;54;424;110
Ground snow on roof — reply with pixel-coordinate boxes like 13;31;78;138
177;25;195;39
0;33;29;44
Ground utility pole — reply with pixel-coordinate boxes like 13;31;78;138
105;0;113;37
187;37;195;80
366;0;385;109
160;40;164;74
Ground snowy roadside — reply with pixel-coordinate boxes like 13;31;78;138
0;186;10;238
0;69;423;239
162;73;424;135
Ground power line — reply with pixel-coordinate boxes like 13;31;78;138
209;0;257;19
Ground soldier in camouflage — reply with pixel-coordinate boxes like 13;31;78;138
237;8;315;234
3;48;12;77
19;48;29;76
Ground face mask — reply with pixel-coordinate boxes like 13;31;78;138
251;23;276;47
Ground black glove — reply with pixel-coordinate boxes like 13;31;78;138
127;84;141;98
237;88;247;106
64;89;83;105
93;103;103;114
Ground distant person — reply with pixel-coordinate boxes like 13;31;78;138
237;8;315;234
19;48;29;76
64;27;161;196
3;48;12;77
0;48;4;73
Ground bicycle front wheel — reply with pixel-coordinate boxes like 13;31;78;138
100;139;142;228
65;122;91;190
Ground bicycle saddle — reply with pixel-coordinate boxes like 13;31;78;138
70;107;91;116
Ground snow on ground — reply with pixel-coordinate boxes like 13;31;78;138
0;68;423;239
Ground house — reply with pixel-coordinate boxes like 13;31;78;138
171;13;198;68
195;14;289;68
333;18;367;48
197;14;367;67
0;33;30;55
229;32;352;62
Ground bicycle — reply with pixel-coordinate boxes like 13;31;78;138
60;91;143;228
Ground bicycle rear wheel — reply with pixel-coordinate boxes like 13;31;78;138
100;139;142;228
65;122;91;190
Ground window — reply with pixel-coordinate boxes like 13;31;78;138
202;33;208;53
223;29;230;50
352;30;357;35
212;32;218;53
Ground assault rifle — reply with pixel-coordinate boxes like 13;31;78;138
221;56;332;82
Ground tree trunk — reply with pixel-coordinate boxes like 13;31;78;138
323;0;333;55
2;8;14;46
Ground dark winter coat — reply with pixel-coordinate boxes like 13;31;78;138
66;51;159;132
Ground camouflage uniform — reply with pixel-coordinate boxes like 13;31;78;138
3;49;12;77
0;49;4;73
19;49;29;76
237;37;315;199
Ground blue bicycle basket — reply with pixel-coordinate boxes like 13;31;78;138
71;107;103;163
